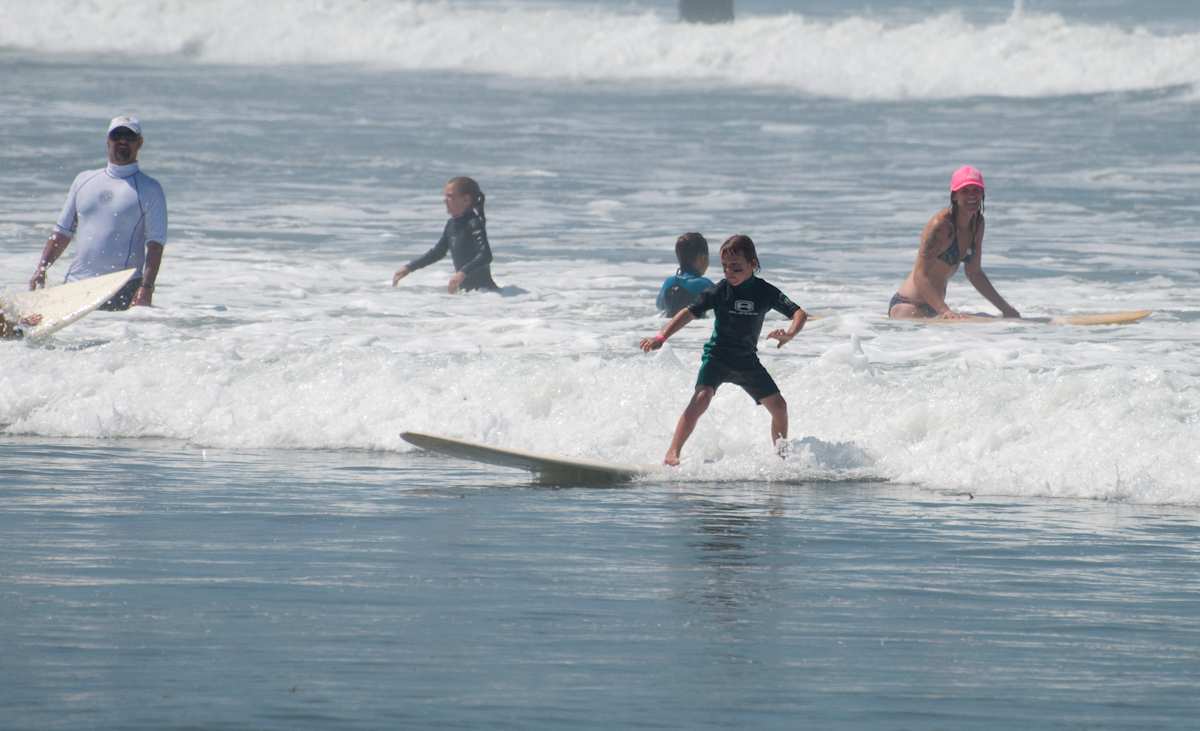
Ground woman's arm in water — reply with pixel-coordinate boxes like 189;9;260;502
963;219;1020;317
395;229;451;286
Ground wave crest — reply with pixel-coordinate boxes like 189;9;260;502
4;2;1199;100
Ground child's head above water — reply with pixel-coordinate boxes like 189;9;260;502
719;235;760;269
443;176;485;219
674;232;709;276
719;235;761;285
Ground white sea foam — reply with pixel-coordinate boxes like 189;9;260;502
3;0;1199;100
3;243;1198;505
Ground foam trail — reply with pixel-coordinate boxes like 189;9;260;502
2;248;1198;505
4;0;1199;99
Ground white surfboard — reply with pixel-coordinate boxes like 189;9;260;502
2;268;137;341
401;431;651;485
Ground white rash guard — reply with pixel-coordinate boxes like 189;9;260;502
54;162;168;283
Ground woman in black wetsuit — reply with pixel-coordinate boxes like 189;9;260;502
392;176;498;293
889;165;1019;320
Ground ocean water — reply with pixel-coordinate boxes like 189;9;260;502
2;0;1199;728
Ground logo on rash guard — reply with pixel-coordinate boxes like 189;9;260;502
732;300;756;315
99;191;114;204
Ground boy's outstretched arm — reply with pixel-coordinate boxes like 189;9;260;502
640;309;696;351
766;308;808;348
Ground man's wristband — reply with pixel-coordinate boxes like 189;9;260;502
653;333;666;344
139;283;155;291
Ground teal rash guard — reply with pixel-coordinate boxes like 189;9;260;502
657;271;715;316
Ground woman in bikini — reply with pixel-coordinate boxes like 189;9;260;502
889;165;1019;320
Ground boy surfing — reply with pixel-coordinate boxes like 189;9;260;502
640;235;808;466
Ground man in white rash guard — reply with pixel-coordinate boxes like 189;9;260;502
29;115;168;310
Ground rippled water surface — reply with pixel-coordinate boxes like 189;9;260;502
3;439;1199;729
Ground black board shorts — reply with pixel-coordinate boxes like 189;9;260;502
99;277;142;311
695;356;780;404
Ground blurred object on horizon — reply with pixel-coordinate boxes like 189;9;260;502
680;0;733;23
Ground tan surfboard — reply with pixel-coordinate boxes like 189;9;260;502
921;310;1152;326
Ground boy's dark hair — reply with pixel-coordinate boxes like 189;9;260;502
674;232;708;276
447;176;486;220
719;234;761;271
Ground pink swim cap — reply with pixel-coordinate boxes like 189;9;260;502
950;165;985;192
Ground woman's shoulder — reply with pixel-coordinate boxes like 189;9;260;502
922;207;954;238
929;206;953;225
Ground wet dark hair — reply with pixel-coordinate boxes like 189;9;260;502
674;232;708;276
719;234;761;271
447;176;486;220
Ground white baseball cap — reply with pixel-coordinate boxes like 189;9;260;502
107;115;142;137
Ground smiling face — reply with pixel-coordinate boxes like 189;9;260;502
106;127;142;165
952;184;983;215
443;183;475;218
720;251;755;286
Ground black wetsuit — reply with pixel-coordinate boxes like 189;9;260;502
407;209;498;291
687;276;801;402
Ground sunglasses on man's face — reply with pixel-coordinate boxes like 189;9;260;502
108;129;139;142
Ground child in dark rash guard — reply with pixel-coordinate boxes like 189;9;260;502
640;235;808;466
